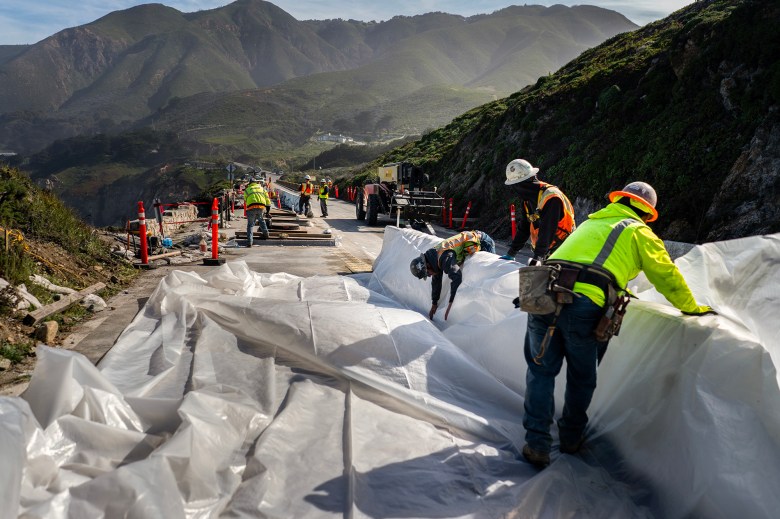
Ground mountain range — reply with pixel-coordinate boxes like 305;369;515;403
0;0;637;155
356;0;780;243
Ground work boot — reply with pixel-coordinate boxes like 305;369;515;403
559;436;585;455
260;233;270;240
522;444;550;468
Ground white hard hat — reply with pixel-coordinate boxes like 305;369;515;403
505;159;539;185
304;175;311;180
609;181;658;222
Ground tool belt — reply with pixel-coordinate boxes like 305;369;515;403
547;259;630;342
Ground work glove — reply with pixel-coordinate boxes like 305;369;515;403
512;297;520;308
681;305;718;316
499;254;514;261
428;302;438;320
528;256;543;266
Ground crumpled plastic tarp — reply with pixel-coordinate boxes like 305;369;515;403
1;227;779;518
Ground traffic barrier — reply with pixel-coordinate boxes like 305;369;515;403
203;198;226;266
510;204;517;239
334;185;339;199
460;201;472;229
138;201;149;266
448;199;454;228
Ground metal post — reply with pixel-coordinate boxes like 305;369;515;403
448;198;454;228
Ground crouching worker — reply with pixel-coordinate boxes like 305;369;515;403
409;230;495;321
244;178;271;246
520;181;716;469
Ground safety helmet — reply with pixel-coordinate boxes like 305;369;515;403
505;159;539;185
304;175;311;180
609;181;658;222
321;178;327;183
409;254;428;279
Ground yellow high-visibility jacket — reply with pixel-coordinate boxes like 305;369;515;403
244;182;271;208
548;202;707;313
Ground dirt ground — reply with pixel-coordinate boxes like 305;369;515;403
0;235;136;393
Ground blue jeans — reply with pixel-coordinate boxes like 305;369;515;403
246;207;268;246
523;295;607;453
479;232;495;254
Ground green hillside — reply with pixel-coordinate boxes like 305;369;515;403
344;0;780;244
0;1;636;156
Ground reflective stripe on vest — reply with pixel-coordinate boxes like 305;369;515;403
435;231;481;264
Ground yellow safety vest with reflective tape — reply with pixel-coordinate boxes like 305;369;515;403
549;203;702;311
435;231;482;264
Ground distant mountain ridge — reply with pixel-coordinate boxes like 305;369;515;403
0;0;637;154
358;0;780;243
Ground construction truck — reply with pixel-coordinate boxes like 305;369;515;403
355;162;445;235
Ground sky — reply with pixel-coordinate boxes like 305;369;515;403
0;0;695;46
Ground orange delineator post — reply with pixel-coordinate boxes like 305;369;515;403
210;198;219;260
510;203;517;239
138;201;149;265
448;198;454;228
460;201;472;229
202;198;226;265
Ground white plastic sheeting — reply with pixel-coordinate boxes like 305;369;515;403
2;227;779;518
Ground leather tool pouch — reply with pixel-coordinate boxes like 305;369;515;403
517;265;560;315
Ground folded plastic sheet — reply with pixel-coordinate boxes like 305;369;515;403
1;228;778;518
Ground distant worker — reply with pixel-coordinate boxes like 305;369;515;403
500;159;575;265
520;181;717;469
244;178;271;246
409;230;496;321
318;178;329;217
298;175;314;216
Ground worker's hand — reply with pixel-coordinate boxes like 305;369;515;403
682;305;718;316
528;256;543;266
499;254;514;261
445;301;453;320
428;303;438;320
512;297;521;308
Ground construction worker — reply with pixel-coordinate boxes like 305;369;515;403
318;178;329;217
520;181;717;469
500;159;575;265
298;175;314;215
244;178;271;246
409;230;496;321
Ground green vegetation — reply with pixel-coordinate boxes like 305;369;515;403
341;0;779;243
0;165;136;303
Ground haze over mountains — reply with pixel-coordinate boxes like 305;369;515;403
0;0;637;155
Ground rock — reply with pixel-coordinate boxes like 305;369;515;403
35;321;58;344
0;358;10;371
80;294;107;312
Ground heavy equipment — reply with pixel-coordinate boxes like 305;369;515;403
355;162;444;235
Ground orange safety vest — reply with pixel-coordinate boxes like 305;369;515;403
434;231;482;264
300;182;313;196
524;182;575;249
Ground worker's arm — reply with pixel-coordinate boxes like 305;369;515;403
634;226;715;315
532;197;564;260
504;218;531;259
